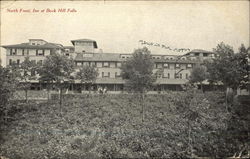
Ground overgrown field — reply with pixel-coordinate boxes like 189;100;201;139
0;91;245;158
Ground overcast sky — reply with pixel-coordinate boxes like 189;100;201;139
1;1;249;65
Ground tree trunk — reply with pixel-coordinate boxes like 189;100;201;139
188;121;193;157
200;82;203;93
141;93;145;122
59;86;63;116
88;83;91;95
47;88;50;101
25;89;28;103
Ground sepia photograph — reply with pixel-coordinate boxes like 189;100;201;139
0;0;249;158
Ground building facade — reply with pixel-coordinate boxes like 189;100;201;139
2;39;217;92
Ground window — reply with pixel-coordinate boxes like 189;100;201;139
187;64;192;68
195;53;199;56
25;49;29;55
90;62;96;67
163;73;170;79
203;53;208;57
116;62;121;68
102;72;110;77
9;59;12;65
180;73;182;79
186;73;189;79
103;62;109;67
10;49;17;55
157;73;162;78
83;62;90;66
175;73;179;79
175;64;180;68
37;49;44;56
115;72;121;77
65;53;69;56
22;49;25;56
32;43;35;45
156;63;163;69
163;63;169;68
17;59;20;65
77;62;82;66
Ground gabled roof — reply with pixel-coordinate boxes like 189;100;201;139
71;39;98;48
2;42;64;49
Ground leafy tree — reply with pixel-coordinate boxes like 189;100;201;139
18;57;37;103
76;65;99;94
189;64;208;92
38;53;75;110
205;43;249;102
121;47;156;122
0;66;18;122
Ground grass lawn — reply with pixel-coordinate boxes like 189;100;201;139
0;92;233;158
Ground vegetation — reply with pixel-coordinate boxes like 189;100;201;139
38;53;75;108
0;91;236;159
76;65;99;94
0;66;18;123
18;57;37;103
121;47;156;122
205;43;249;100
189;65;208;92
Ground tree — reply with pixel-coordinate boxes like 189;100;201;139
189;64;208;92
19;57;37;103
0;66;18;122
38;53;75;110
205;43;249;103
121;47;156;122
76;65;99;94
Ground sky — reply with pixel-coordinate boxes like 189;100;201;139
1;1;249;66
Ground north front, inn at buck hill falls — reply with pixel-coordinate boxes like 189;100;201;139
2;38;220;93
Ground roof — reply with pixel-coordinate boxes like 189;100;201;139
183;49;215;56
75;53;124;62
189;49;214;54
74;52;198;63
2;42;64;49
71;39;98;48
29;39;46;41
64;46;74;49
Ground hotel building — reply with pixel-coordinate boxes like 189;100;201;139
2;39;217;92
